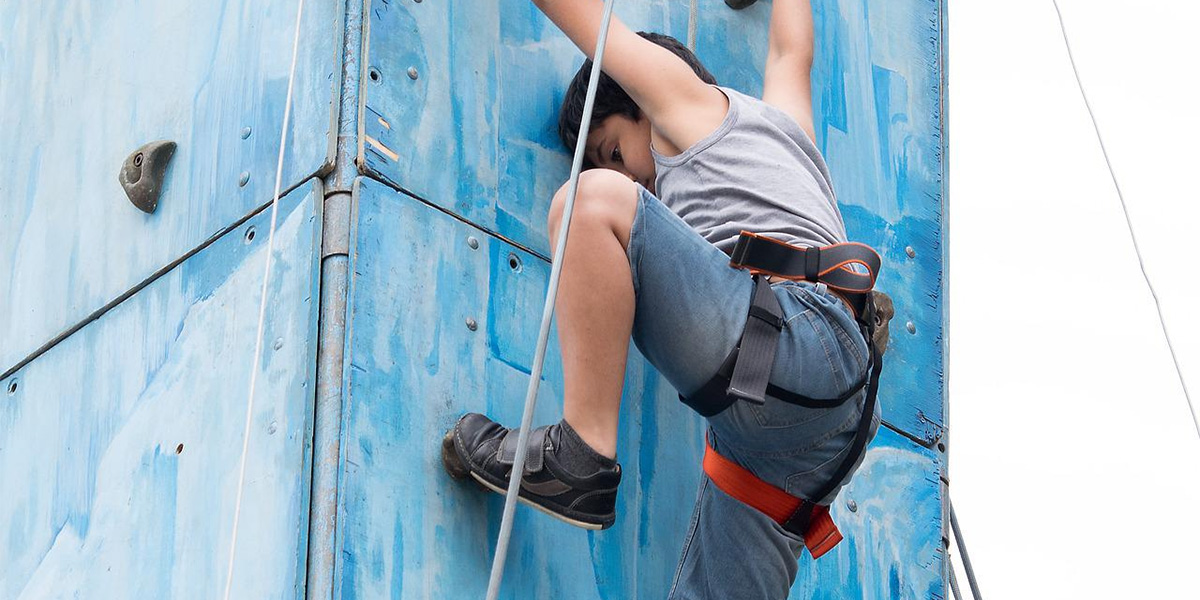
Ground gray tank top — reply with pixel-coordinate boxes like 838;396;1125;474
652;87;847;253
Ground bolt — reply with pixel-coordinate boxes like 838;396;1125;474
241;126;252;139
847;499;858;512
407;67;419;80
906;321;916;335
905;245;916;259
467;236;479;250
273;337;284;350
133;153;144;167
6;379;16;395
239;171;251;187
465;317;478;331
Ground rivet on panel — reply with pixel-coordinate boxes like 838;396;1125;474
6;379;17;395
847;499;858;513
467;236;479;250
905;246;916;259
407;67;419;80
244;226;257;244
273;337;284;350
905;321;916;335
240;126;252;140
239;171;251;187
465;317;478;332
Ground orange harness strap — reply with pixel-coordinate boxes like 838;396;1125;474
703;440;843;559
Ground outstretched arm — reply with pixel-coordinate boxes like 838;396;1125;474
533;0;728;154
762;0;817;142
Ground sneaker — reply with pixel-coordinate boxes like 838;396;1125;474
441;413;621;530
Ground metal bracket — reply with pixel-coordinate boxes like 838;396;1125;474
119;140;176;213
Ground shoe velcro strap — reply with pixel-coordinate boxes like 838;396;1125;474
497;426;548;474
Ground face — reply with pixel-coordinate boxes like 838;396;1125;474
585;114;656;193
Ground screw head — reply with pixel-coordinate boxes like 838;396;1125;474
407;67;419;80
465;317;478;331
241;126;252;139
467;236;479;250
847;499;858;512
133;153;144;167
239;171;251;187
6;379;17;395
905;245;916;259
906;321;916;335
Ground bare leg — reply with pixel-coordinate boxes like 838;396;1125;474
547;170;640;459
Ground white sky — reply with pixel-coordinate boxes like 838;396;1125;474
949;0;1200;597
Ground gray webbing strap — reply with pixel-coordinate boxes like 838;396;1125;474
726;276;784;405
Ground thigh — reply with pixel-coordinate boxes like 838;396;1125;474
625;187;754;397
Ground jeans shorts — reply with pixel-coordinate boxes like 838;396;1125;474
625;187;880;599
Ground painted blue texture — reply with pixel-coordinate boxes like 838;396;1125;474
336;178;944;599
358;0;946;443
0;0;340;371
0;182;323;599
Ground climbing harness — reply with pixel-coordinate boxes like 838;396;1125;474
687;230;885;558
484;1;619;599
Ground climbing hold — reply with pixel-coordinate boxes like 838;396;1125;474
119;140;176;214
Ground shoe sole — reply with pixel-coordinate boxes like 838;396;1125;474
440;428;608;531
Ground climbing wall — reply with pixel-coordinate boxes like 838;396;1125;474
1;0;946;598
0;0;339;596
340;0;947;598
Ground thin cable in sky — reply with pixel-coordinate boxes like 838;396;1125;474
1051;0;1200;442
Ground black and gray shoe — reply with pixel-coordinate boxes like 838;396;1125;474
441;413;621;530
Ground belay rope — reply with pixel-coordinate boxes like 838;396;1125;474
483;1;619;599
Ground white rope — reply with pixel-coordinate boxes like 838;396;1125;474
221;0;307;597
1051;0;1200;442
483;1;619;598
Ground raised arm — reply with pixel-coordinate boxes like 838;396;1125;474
762;0;817;142
533;0;728;154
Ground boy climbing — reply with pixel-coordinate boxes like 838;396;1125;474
443;0;888;597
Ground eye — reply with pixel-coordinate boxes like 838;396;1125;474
610;146;623;163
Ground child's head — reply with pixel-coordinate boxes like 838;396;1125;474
558;32;717;191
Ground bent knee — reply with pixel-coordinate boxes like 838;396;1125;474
548;169;639;232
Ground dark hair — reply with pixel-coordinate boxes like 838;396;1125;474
557;32;717;157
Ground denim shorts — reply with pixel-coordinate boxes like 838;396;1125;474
625;187;880;599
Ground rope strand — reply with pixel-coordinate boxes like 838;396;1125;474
221;0;307;597
1051;0;1199;442
483;1;619;598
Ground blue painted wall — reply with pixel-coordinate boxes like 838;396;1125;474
1;0;946;597
0;0;340;371
0;182;323;597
